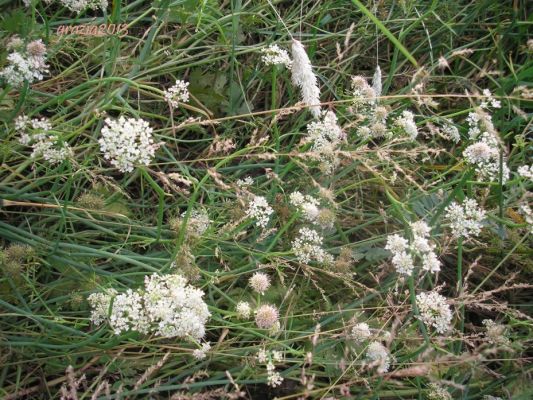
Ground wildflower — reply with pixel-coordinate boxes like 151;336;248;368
192;342;211;360
351;322;371;343
306;110;345;173
142;274;210;339
391;251;415;276
438;56;450;70
87;289;117;326
249;272;271;295
442;123;460;143
98;116;158;173
289;191;320;222
109;289;150;335
16;115;71;165
385;234;409;254
245;196;274;229
410;221;431;238
427;383;452;400
517;165;533;180
416;291;452;334
261;44;292;68
445;198;486;239
365;341;391;373
0;39;49;87
237;176;254;187
255;304;279;329
181;209;210;236
480;89;501;109
89;273;210;340
291;39;321;118
394;110;418;140
272;350;283;362
257;349;268;363
267;371;283;387
421;252;441;273
482;319;510;346
350;75;376;108
236;301;252;319
56;0;108;14
291;227;333;265
164;80;190;108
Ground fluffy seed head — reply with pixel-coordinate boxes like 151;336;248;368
255;304;279;329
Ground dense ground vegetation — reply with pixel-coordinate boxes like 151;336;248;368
0;0;532;399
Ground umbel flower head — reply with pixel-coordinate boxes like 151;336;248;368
98;116;159;173
445;198;486;239
164;79;190;108
415;291;452;334
88;273;210;340
0;39;49;87
261;44;292;68
15;115;71;165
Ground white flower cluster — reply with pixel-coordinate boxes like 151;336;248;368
235;301;252;319
385;221;441;276
88;273;210;340
0;39;48;87
480;89;501;109
181;209;210;236
15;115;71;164
236;176;254;187
350;75;377;109
441;122;461;143
394;110;418;140
463;131;510;183
99;116;158;173
306;110;345;173
365;341;391;374
291;227;333;265
164;79;190;108
518;203;533;234
482;319;510;346
289;191;320;223
445;198;486;239
427;383;452;400
192;341;211;360
415;291;452;334
52;0;108;14
351;322;372;343
245;196;274;229
87;289;117;326
261;44;292;68
291;39;321;118
256;349;284;388
517;165;533;181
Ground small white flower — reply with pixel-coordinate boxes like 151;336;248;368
416;291;452;334
385;234;408;254
193;342;211;360
0;39;49;87
445;198;486;239
395;110;418;140
255;304;279;329
261;44;292;68
291;227;333;265
365;341;391;373
236;301;252;319
237;176;254;187
391;251;415;276
98;116;158;173
257;349;268;363
267;371;283;387
164;79;190;108
351;322;371;343
517;165;533;180
245;196;274;229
